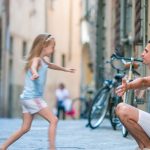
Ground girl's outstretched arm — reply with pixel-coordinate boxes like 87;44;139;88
43;57;75;73
30;57;40;80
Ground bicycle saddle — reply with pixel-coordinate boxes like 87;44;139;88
114;74;124;80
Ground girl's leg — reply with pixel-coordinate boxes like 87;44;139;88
0;113;34;150
37;107;58;150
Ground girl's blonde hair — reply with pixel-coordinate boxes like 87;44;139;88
25;33;54;71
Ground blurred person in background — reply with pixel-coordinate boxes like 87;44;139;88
55;83;71;120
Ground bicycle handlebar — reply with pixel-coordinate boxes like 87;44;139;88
111;53;143;62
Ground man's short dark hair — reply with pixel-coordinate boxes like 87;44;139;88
148;40;150;43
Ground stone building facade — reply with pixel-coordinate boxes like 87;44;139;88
0;0;82;117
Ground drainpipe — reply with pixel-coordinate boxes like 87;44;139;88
1;0;9;117
120;0;125;41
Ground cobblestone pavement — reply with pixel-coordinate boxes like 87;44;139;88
0;118;137;150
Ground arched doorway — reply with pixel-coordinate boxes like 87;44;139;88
81;43;94;90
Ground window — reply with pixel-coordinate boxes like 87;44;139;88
50;0;57;10
125;0;132;36
22;41;27;58
50;53;54;63
114;0;121;48
61;54;66;67
10;36;13;55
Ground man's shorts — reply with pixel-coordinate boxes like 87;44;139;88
21;98;48;114
138;109;150;137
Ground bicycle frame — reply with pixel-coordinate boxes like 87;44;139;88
123;57;134;103
111;53;142;136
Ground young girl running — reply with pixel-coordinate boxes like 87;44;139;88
0;33;75;150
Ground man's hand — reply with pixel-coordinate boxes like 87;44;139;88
116;78;127;96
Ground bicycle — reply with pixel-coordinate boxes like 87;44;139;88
88;53;142;131
112;53;142;137
88;55;124;129
67;86;94;119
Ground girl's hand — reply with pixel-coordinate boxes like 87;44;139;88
116;79;127;96
66;69;76;73
31;73;39;80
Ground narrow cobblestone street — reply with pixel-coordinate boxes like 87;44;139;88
0;118;137;150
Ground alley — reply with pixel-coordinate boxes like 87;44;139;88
0;118;137;150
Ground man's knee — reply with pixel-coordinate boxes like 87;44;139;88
116;103;130;119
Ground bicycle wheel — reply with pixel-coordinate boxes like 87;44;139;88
79;97;89;119
109;103;120;130
109;97;122;130
122;125;128;137
124;90;134;104
121;90;134;137
88;87;110;129
71;97;87;119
